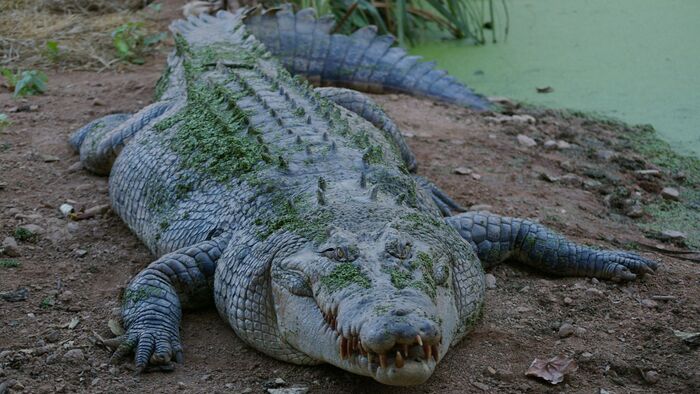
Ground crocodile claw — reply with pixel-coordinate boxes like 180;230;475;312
107;328;183;373
595;250;659;281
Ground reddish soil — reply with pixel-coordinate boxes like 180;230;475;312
1;2;698;393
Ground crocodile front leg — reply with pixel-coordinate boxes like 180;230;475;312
110;236;229;371
446;212;658;281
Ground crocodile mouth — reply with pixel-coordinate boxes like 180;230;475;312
320;306;440;383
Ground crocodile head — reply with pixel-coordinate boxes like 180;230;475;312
270;211;482;385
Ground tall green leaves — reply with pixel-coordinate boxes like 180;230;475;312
282;0;508;46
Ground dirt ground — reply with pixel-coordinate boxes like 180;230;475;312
1;2;699;394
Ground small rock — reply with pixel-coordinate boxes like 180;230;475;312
510;114;536;124
585;288;605;298
1;237;20;257
517;134;537;147
640;299;659;309
643;370;660;385
92;98;105;106
583;179;603;192
67;161;83;173
91;378;100;386
659;230;687;242
596;150;616;161
536;86;554;93
487;96;515;106
558;323;575;338
486;366;497;375
516;306;531;313
574;327;587;337
471;381;491;391
62;348;85;363
74;249;87;258
556;140;572;149
625;203;644;218
42;154;61;162
58;290;73;303
45;330;60;343
471;173;482;180
580;352;593;360
453;167;472;175
660;187;680;201
560;173;582;187
469;204;493;212
563;297;574;305
635;169;661;177
267;388;309;394
484;274;497;289
538;172;560;183
544;140;558;150
19;223;45;235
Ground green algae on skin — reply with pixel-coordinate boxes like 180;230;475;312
321;262;371;292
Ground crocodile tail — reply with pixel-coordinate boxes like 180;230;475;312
243;5;492;110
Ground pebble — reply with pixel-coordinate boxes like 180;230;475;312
471;173;482;180
558;323;575;338
19;223;45;235
659;230;687;241
453;167;472;175
42;155;61;162
574;327;587;337
516;306;531;313
74;249;88;258
469;204;493;212
470;381;490;391
45;330;60;343
1;236;20;257
538;172;560;183
661;187;680;201
585;288;605;298
92;98;105;106
643;370;660;384
625;203;644;218
58;290;73;303
640;299;659;309
596;150;616;161
484;274;497;289
67;161;83;173
62;348;85;363
560;173;583;187
581;352;593;360
556;140;572;149
267;389;309;394
563;297;574;305
543;140;558;150
517;134;537;147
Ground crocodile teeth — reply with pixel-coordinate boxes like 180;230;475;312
402;344;409;358
379;353;387;369
344;336;352;357
415;335;423;346
432;345;439;362
395;351;404;369
423;344;432;360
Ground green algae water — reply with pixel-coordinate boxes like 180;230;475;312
411;0;700;157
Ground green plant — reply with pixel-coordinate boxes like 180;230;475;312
44;40;60;62
285;0;508;46
0;113;9;131
13;227;37;242
40;296;55;309
0;259;20;268
1;68;48;96
111;22;166;65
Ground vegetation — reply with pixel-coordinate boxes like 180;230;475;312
0;113;10;131
0;259;20;268
1;68;48;96
13;227;38;242
111;22;166;64
284;0;508;46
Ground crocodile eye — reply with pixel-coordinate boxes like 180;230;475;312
386;238;412;259
321;246;357;262
272;268;312;297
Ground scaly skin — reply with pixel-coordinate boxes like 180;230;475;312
243;5;493;110
70;10;658;386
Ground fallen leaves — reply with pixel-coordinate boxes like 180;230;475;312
525;355;578;384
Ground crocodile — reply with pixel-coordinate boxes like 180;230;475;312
69;10;658;386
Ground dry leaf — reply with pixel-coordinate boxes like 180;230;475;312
673;330;700;347
525;355;578;384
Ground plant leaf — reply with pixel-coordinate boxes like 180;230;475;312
525;355;578;384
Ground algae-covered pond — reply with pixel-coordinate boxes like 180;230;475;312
412;0;700;157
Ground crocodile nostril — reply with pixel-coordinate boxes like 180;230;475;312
392;308;411;316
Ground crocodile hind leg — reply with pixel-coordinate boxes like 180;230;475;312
446;211;658;281
109;236;229;372
316;86;465;216
72;102;172;175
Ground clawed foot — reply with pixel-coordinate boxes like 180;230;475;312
413;175;466;216
593;250;659;281
105;328;183;373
